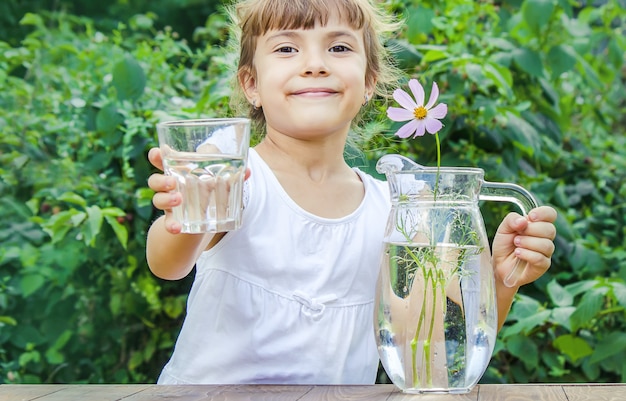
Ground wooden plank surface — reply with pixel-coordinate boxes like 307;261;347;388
1;384;626;401
478;384;567;401
124;384;314;401
563;384;626;401
0;385;151;401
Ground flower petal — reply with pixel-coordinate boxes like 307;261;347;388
412;120;426;137
425;82;440;109
387;107;416;122
424;117;443;134
394;119;420;139
428;103;448;119
392;88;417;111
408;79;425;106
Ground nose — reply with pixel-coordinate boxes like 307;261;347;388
302;49;328;77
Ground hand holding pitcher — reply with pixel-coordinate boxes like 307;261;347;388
491;206;557;288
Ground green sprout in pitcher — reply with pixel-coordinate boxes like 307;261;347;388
390;207;482;388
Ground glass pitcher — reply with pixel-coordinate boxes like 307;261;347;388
374;154;538;394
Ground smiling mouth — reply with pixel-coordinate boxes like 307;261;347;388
291;89;338;97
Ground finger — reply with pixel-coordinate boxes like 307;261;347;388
164;217;183;234
496;212;526;236
518;221;557;241
528;206;557;223
514;235;556;258
514;247;552;272
148;147;164;171
147;173;177;193
244;168;251;181
152;191;182;212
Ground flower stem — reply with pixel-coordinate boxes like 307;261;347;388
434;133;441;199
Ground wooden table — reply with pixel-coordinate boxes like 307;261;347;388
1;383;625;401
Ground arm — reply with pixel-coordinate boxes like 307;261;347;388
490;206;557;330
146;215;217;280
145;147;216;280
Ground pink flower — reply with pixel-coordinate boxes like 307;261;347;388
386;79;448;138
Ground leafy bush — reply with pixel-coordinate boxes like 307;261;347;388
1;0;625;384
0;10;235;383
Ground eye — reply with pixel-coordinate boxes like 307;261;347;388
276;46;297;53
329;45;351;53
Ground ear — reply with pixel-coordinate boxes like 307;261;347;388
365;78;377;101
238;67;259;105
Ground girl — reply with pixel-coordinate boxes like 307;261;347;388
146;0;557;385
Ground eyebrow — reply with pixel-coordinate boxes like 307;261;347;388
265;30;359;43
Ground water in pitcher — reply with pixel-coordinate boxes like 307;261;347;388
375;242;497;394
163;152;246;233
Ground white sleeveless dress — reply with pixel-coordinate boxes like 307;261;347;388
157;148;390;384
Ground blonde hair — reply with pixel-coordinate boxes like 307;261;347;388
227;0;401;132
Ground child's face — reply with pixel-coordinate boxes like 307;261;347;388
241;13;373;140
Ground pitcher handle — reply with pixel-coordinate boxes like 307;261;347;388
480;181;539;288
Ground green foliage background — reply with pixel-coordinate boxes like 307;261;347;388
1;0;625;385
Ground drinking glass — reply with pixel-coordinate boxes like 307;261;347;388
157;118;250;233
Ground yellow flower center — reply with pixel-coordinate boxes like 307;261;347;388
413;106;427;120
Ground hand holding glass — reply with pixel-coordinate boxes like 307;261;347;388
156;118;250;234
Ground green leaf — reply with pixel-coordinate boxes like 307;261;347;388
41;212;72;243
550;306;575;331
547;279;574;307
112;55;146;101
128;351;144;371
45;349;64;365
507;334;538;369
163;296;185;319
102;207;126;218
564;280;597;297
19;13;44;28
483;62;513;98
70;211;87;227
570;288;607;331
611;282;626;309
553;334;593;362
422;49;448;63
509;294;542;319
58;192;87;208
110;293;122;317
608;36;625;68
84;205;104;246
505;112;542;156
406;6;436;43
96;103;124;136
0;316;18;326
20;274;45;298
522;0;555;34
569;243;606;273
506;310;551;335
19;350;41;367
589;332;626;364
513;47;544;78
104;215;128;249
547;44;577;78
553;212;575;241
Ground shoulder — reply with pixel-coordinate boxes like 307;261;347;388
353;168;390;204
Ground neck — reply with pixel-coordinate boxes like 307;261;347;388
255;128;351;182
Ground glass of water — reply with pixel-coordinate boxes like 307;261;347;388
156;118;250;234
